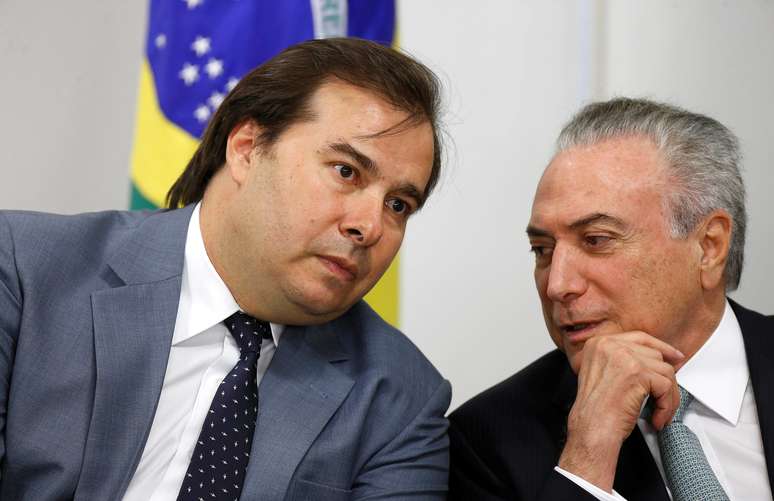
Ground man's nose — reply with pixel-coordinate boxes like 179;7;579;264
340;193;384;247
545;245;587;303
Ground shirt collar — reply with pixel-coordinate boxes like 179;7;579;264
676;300;748;425
173;203;284;346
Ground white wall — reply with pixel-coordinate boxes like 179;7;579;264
0;1;147;212
1;1;772;411
397;1;596;410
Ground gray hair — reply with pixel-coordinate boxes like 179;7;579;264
556;97;746;291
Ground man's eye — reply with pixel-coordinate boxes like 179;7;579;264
530;245;553;259
387;198;409;215
585;235;611;247
334;164;356;179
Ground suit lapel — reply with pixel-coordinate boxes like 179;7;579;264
732;299;774;492
550;364;576;457
615;429;670;501
74;207;193;500
241;322;354;500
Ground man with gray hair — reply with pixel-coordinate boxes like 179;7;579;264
448;98;774;500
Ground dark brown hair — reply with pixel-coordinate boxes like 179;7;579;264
167;37;443;208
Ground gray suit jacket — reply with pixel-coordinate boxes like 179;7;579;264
0;206;450;500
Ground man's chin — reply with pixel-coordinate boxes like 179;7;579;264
548;331;585;373
283;289;360;325
562;347;584;374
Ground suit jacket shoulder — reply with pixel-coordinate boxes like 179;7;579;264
331;300;445;388
0;207;193;500
262;300;451;500
731;299;774;492
449;350;580;500
452;349;571;423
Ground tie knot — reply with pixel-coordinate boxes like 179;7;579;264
673;385;694;422
224;311;271;354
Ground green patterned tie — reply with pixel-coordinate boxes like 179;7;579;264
657;386;729;501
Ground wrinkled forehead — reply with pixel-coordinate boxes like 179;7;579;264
531;137;670;227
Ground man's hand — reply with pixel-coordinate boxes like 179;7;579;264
558;332;684;492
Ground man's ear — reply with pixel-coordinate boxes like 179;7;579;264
698;209;732;290
225;120;262;186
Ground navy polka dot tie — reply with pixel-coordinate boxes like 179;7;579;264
176;312;272;501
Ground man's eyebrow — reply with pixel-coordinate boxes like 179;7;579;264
568;212;627;230
327;141;427;208
526;213;627;237
526;225;552;238
328;142;378;176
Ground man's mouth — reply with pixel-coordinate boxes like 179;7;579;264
559;321;602;340
564;323;593;332
318;255;358;281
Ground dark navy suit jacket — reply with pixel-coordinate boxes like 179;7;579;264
449;301;774;500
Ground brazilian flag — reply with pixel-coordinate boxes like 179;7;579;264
130;0;400;325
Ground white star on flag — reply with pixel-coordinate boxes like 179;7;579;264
191;36;211;57
208;91;225;109
205;58;224;79
179;63;200;86
183;0;203;9
226;77;240;92
154;34;167;49
194;104;211;123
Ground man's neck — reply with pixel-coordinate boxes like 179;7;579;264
672;290;728;370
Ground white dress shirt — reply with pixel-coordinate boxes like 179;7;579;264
122;204;284;501
556;301;772;500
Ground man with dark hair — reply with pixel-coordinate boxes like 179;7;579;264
0;38;450;500
449;98;774;500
